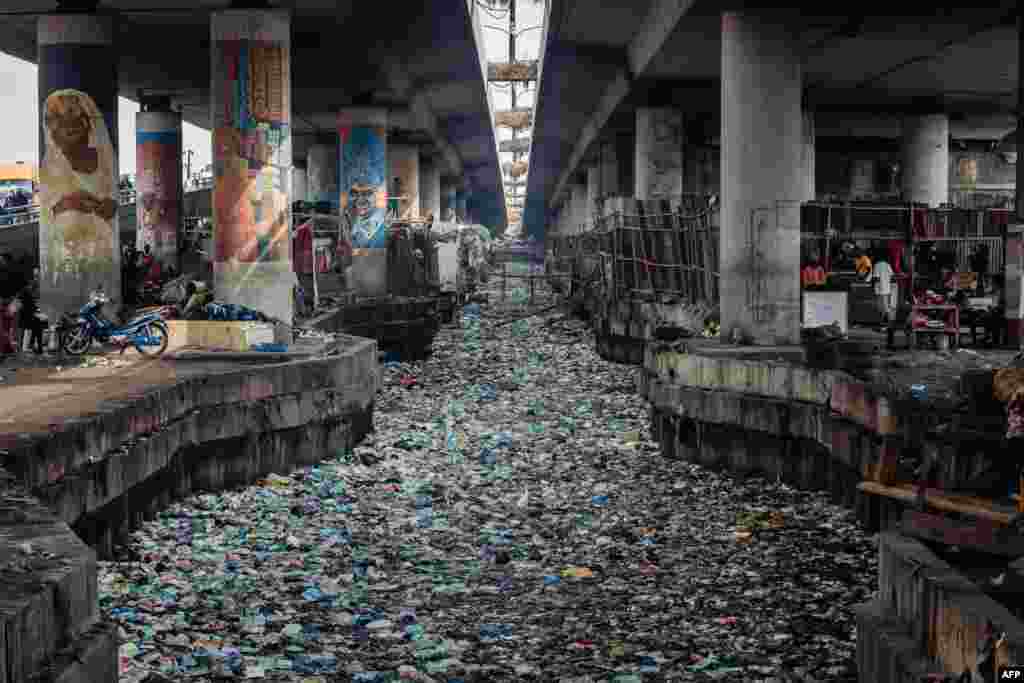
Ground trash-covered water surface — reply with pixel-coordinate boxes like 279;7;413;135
99;282;876;682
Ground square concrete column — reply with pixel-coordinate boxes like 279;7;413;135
902;114;950;207
441;177;457;222
419;154;441;222
850;159;876;199
291;166;307;204
136;105;183;273
720;11;804;345
599;136;619;199
571;182;588;234
635;107;684;200
338;107;389;297
587;164;601;220
388;143;419;220
38;13;120;323
211;9;293;332
306;143;338;206
801;109;816;202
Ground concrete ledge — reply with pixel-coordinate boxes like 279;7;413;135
0;337;379;493
875;531;1024;678
0;491;98;683
34;385;374;533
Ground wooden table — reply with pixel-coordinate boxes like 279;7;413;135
909;304;959;350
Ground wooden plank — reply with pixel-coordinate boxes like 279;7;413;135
499;137;531;154
901;510;1024;558
858;481;1015;525
487;60;538;82
495;109;533;130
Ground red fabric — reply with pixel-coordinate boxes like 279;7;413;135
888;240;905;274
292;221;314;274
990;209;1010;228
315;250;330;273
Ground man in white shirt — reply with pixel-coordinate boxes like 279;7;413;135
871;253;895;321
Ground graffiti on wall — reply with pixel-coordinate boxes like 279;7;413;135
339;117;388;249
212;28;290;265
40;89;118;282
136;129;180;263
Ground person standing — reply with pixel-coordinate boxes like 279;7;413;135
17;271;45;354
871;251;895;322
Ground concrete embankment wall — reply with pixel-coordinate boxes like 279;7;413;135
639;343;1020;681
0;338;379;683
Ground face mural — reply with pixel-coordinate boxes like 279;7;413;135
137;129;180;262
212;38;290;264
339;125;388;249
39;89;117;281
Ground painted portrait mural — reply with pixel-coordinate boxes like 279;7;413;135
38;14;120;321
136;120;181;266
339;109;389;249
211;10;293;325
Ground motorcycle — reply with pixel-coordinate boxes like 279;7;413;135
60;289;169;356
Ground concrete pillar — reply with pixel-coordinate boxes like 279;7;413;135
850;159;876;199
455;188;468;223
1007;16;1024;348
211;9;293;332
388;144;419;220
635;107;684;200
37;13;120;322
571;182;588;234
587;164;601;222
136;106;182;272
801;109;816;202
419;154;441;222
306;143;338;206
599;137;618;199
902;114;950;207
441;177;457;222
338;107;389;297
291;166;307;204
720;11;803;345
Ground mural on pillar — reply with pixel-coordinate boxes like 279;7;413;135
39;89;117;283
136;130;180;263
644;110;684;198
339;124;388;249
211;35;290;264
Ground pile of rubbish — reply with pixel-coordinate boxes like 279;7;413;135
159;276;275;323
99;282;876;682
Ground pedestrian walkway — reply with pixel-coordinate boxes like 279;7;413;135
100;283;877;682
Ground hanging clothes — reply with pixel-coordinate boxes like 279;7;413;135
887;240;906;275
292;220;314;274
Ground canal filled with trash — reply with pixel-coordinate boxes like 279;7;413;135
100;284;877;682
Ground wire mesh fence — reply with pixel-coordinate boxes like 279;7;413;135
548;196;720;305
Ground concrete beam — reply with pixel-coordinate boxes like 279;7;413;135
487;60;538;81
495;107;533;129
410;92;463;178
499;137;532;153
549;0;699;208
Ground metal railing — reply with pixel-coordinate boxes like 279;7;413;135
550;196;720;304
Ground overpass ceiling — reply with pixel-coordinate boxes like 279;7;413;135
0;0;504;230
527;0;1019;236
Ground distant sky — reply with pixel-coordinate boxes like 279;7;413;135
0;0;542;186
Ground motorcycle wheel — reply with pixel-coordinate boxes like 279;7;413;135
61;323;93;355
135;320;169;357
